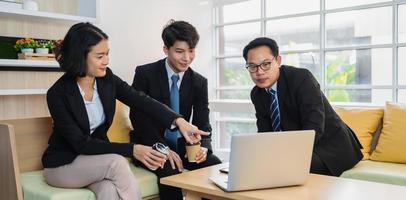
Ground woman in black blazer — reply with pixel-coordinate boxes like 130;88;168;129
42;23;207;200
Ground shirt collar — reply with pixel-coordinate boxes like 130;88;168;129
77;80;98;101
267;81;278;93
93;80;98;90
165;58;185;81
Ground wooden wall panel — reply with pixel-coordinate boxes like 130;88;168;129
0;16;72;39
0;71;63;120
0;95;50;120
0;71;63;89
0;0;79;39
36;0;78;16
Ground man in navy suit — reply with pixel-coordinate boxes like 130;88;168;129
130;20;221;200
244;37;363;176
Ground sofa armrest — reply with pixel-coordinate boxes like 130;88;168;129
0;123;23;200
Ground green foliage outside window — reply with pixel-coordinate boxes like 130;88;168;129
326;57;356;102
222;61;253;99
223;66;252;86
220;122;257;148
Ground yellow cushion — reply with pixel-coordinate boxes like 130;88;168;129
107;100;133;143
335;106;384;160
370;102;406;163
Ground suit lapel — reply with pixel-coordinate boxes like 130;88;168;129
260;88;271;118
179;68;192;116
96;77;113;125
277;66;288;129
64;76;90;133
158;60;170;106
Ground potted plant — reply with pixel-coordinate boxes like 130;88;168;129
14;38;36;53
35;40;54;54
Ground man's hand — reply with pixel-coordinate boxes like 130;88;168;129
195;147;208;164
167;149;183;172
133;144;167;170
175;118;209;144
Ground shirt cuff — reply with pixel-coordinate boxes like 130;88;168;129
170;118;178;129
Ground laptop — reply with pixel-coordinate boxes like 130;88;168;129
210;130;315;192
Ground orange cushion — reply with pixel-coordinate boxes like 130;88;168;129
370;102;406;163
107;100;133;143
335;106;384;160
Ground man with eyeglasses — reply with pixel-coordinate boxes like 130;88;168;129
243;37;363;176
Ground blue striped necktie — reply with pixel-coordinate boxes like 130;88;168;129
165;74;181;151
268;89;282;132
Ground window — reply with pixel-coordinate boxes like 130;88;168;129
282;52;321;81
325;48;392;86
219;0;260;23
399;47;406;85
266;15;320;51
266;0;319;17
325;7;392;47
218;22;261;55
325;0;390;9
211;112;256;149
399;90;406;103
399;5;406;42
213;0;405;151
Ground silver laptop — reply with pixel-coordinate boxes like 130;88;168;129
210;130;315;192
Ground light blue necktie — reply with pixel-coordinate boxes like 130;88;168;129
165;74;181;151
268;89;282;132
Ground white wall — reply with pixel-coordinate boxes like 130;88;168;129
97;0;223;157
97;0;214;88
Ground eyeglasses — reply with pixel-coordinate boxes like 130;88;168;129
245;58;275;73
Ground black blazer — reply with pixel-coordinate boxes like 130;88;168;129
42;68;180;168
129;58;213;154
251;65;363;176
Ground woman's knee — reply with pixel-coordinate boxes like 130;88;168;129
88;180;120;200
108;154;129;167
108;154;133;175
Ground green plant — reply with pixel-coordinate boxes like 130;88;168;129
14;38;36;51
35;40;54;49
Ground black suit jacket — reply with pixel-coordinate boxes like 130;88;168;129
251;65;363;176
129;58;213;154
42;68;180;168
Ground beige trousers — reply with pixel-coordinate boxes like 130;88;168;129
44;154;141;200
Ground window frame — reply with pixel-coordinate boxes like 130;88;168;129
212;0;406;152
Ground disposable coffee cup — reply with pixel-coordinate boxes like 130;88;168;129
150;142;169;170
185;142;201;162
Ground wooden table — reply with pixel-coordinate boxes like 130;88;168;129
160;163;406;200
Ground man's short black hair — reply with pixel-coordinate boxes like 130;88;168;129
56;22;108;77
243;37;279;61
162;20;200;49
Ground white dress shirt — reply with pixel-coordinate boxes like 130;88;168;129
165;58;185;91
77;81;106;134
